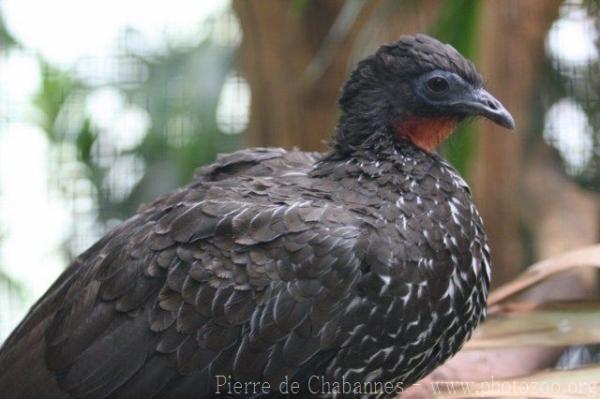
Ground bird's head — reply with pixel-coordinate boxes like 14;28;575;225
336;34;514;152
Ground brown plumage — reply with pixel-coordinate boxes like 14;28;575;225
0;34;513;398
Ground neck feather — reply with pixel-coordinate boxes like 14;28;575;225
393;116;458;152
332;112;458;155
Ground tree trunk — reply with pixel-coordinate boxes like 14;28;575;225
521;142;599;299
473;0;562;287
233;0;441;151
234;0;356;151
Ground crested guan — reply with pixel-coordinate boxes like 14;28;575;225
0;34;514;398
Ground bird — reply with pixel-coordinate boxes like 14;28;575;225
0;34;514;398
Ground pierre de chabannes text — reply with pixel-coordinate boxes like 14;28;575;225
215;375;405;395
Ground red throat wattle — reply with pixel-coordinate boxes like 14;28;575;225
394;116;458;152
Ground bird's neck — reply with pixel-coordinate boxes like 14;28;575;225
312;130;442;188
393;115;458;152
332;112;458;155
332;111;388;153
318;128;423;175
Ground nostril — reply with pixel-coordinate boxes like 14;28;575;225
486;99;498;110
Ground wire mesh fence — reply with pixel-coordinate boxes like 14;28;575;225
0;1;244;340
543;0;600;187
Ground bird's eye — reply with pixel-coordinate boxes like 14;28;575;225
427;77;449;93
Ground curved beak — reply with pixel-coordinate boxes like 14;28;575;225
455;88;515;130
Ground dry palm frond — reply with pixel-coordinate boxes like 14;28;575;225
466;300;600;349
465;245;600;350
488;245;600;308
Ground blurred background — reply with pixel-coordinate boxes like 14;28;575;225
0;0;597;342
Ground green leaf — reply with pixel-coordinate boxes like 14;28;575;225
0;269;25;299
0;14;18;49
76;119;98;164
34;61;82;139
292;0;311;15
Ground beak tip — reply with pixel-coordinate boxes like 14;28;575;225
482;109;515;130
502;114;516;130
472;88;515;131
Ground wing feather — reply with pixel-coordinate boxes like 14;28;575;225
0;148;365;398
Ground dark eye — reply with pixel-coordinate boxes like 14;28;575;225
427;76;449;93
